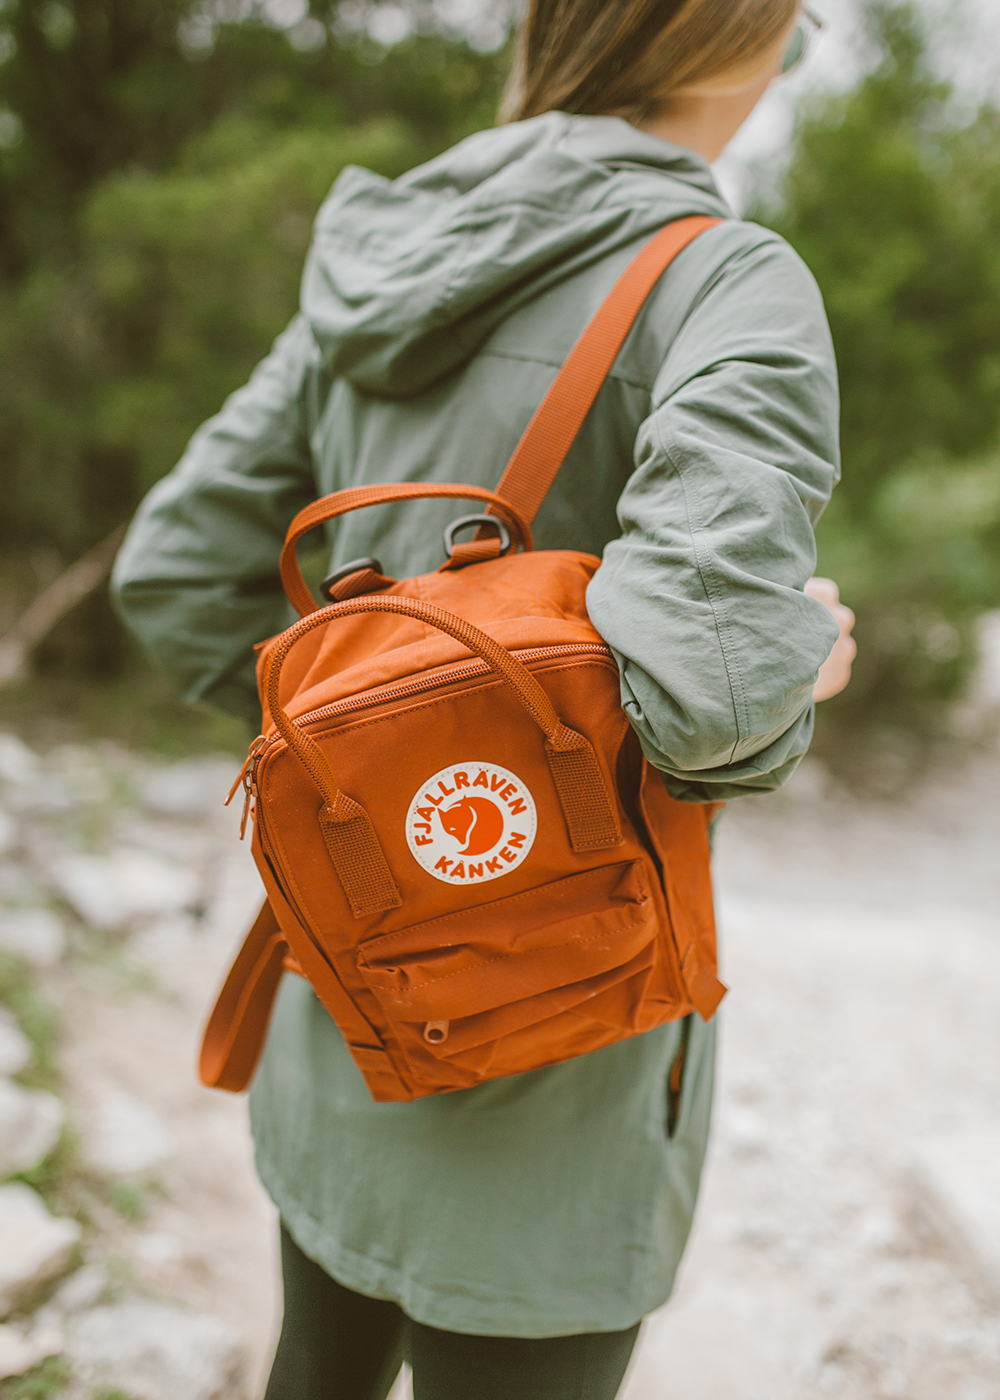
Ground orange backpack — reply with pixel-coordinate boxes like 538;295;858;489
200;216;726;1103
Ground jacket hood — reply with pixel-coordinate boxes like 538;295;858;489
301;113;731;398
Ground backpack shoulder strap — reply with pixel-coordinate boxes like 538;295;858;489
492;215;721;527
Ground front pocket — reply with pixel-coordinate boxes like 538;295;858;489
355;859;656;1027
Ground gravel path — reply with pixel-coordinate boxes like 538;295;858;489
1;735;997;1398
625;756;1000;1400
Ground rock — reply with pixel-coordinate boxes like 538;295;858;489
51;849;200;930
968;610;1000;710
0;808;14;857
0;908;66;968
49;1264;107;1314
0;1009;31;1077
5;776;75;815
54;851;193;928
912;1125;1000;1299
0;734;40;787
718;1104;769;1157
0;1318;63;1381
65;1300;244;1400
133;1231;184;1264
138;761;232;819
83;1089;174;1176
0;863;43;905
0;1081;64;1177
48;855;120;929
954;611;1000;740
0;1184;81;1317
855;1205;902;1253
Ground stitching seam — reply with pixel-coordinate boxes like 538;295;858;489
360;859;643;950
360;910;653;996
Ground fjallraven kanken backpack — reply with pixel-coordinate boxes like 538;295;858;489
200;216;727;1103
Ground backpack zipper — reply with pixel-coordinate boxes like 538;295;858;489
225;734;267;838
300;642;613;729
229;642;612;839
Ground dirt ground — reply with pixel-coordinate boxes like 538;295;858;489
6;738;1000;1399
624;753;1000;1400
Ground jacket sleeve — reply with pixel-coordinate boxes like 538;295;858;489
586;228;841;802
111;315;319;724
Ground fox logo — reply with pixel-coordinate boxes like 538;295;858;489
437;797;504;856
405;762;537;885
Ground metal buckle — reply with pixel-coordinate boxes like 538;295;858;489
320;556;383;602
442;515;511;560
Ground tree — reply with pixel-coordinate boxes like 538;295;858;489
760;2;1000;772
0;2;508;672
0;2;507;275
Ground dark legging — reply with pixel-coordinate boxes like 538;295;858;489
264;1225;641;1400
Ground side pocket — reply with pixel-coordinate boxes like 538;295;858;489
666;1013;694;1139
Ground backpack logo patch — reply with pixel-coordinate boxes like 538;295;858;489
405;762;537;884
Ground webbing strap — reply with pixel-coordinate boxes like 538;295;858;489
199;900;287;1091
318;796;403;918
489;216;721;527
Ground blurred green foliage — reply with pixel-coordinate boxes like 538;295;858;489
0;1356;73;1400
761;1;1000;767
0;0;508;674
0;0;998;766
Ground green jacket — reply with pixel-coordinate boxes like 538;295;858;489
113;113;839;1336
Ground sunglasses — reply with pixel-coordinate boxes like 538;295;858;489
781;6;822;75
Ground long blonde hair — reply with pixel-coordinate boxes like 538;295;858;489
502;0;798;123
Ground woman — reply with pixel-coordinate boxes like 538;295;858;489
114;1;855;1396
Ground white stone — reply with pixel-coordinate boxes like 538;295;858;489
138;761;231;819
49;1264;107;1314
718;1104;769;1156
856;1205;902;1253
0;1184;81;1317
0;1009;31;1077
50;849;199;930
83;1089;174;1176
49;855;121;929
0;734;40;787
0;908;67;967
6;776;74;815
0;1318;63;1380
133;1231;184;1263
970;610;1000;709
65;1300;244;1400
0;1080;64;1178
912;1126;1000;1299
0;862;42;905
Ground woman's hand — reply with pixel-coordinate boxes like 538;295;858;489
806;576;857;701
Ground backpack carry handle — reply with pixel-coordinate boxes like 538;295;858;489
280;483;534;618
261;593;622;918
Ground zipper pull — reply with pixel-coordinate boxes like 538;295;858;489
225;737;264;806
226;737;266;840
